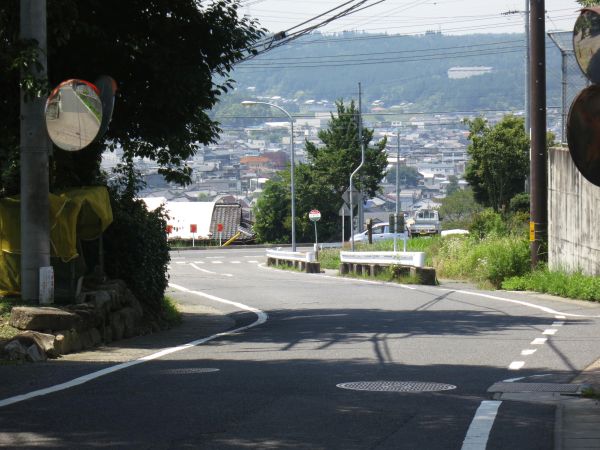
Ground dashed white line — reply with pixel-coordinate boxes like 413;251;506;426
552;321;564;327
0;284;267;409
555;315;566;319
175;261;187;265
509;361;525;370
248;260;259;264
231;261;241;264
543;329;558;335
211;261;223;264
462;401;502;450
193;261;205;264
521;349;537;356
531;337;547;345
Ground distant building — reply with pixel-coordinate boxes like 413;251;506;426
447;66;493;79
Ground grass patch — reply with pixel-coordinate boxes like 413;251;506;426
0;296;26;341
160;295;182;326
502;268;600;301
318;248;341;270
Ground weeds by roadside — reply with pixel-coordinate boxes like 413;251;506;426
502;268;600;302
161;295;182;326
0;296;25;341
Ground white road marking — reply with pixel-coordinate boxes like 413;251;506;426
552;321;564;326
231;261;241;264
462;401;502;450
509;361;525;370
193;261;205;264
455;290;598;318
0;283;267;409
521;349;537;356
248;260;259;264
190;263;233;278
531;337;547;345
555;315;566;319
175;261;186;265
543;329;558;335
211;261;223;264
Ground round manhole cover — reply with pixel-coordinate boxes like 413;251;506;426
336;381;456;393
163;368;220;375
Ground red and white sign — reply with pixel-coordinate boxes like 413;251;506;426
190;224;197;233
308;209;321;221
217;223;224;232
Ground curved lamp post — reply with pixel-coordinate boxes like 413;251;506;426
241;101;296;251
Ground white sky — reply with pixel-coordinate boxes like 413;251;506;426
241;0;582;35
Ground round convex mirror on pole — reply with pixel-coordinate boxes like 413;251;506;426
45;79;103;151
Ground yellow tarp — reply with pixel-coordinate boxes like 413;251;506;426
0;186;113;295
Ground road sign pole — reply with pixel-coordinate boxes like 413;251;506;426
314;221;318;246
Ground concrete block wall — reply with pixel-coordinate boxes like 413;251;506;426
548;146;600;275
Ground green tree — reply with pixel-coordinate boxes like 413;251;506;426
445;175;460;196
386;165;421;187
305;100;388;198
577;1;600;6
254;100;388;243
0;0;264;195
438;188;481;230
464;115;529;212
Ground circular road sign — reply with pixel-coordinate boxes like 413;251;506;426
308;209;321;221
567;84;600;187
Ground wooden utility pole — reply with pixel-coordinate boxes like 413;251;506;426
529;0;547;268
20;0;52;303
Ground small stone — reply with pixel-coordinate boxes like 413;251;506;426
26;344;46;362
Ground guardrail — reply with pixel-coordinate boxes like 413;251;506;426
340;251;425;268
265;248;320;273
339;250;436;285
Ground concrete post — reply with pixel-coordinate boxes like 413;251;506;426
20;0;52;303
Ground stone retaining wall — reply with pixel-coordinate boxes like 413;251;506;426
2;280;161;361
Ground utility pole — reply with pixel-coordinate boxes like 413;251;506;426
20;0;52;303
349;82;365;251
530;0;547;268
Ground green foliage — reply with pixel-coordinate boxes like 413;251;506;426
577;0;600;7
103;187;170;312
253;174;291;243
306;100;388;198
438;188;482;230
161;296;182;326
503;268;600;302
509;192;530;213
386;165;422;187
468;209;508;238
464;115;529;211
254;100;388;244
0;0;264;194
318;248;342;270
434;235;530;288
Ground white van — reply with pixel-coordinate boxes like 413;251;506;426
352;222;407;243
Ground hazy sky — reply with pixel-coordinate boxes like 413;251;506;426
241;0;582;35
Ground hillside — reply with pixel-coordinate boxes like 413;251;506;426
225;31;566;112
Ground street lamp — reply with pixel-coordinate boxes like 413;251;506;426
241;100;296;251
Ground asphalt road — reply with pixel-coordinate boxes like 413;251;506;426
1;246;600;449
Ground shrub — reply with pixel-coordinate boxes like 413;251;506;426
103;192;170;313
469;209;508;238
503;269;600;301
434;234;530;288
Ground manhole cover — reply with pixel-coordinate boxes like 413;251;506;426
162;368;220;375
336;381;456;392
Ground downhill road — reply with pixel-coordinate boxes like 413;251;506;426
1;246;600;449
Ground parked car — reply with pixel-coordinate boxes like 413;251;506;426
352;221;407;243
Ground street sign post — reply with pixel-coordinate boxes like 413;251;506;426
308;209;321;246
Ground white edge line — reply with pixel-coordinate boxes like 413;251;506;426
462;400;502;449
0;283;267;409
455;290;595;318
191;263;233;278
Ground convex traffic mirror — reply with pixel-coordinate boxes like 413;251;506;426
574;7;600;84
45;79;102;151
